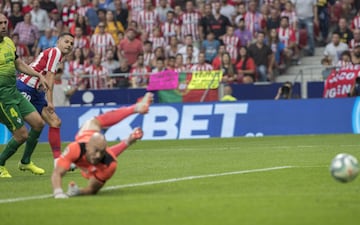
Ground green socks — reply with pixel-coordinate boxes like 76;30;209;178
21;129;41;164
0;138;21;166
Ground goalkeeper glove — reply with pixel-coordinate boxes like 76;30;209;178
54;188;68;199
67;181;80;197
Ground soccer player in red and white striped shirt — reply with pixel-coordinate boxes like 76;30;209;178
222;26;241;62
84;54;111;90
137;0;160;37
190;52;213;72
90;22;116;60
179;0;201;41
16;33;74;160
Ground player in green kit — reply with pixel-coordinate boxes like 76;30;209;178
0;13;49;178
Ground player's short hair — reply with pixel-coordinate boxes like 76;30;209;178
59;32;74;39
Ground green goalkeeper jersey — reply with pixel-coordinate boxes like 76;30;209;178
0;36;19;103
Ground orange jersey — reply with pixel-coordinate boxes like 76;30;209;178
57;130;117;183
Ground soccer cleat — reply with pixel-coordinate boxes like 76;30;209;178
0;166;12;178
128;127;143;145
18;161;45;175
135;92;154;114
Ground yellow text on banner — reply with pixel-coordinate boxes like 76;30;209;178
187;71;223;90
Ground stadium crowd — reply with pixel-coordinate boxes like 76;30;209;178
3;0;360;90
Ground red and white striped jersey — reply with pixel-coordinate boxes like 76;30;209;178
244;12;263;36
179;11;201;40
143;52;155;66
222;35;241;61
336;60;353;69
280;11;297;29
128;0;145;22
352;16;360;30
148;36;167;50
153;0;175;7
349;39;360;50
90;33;115;58
84;65;109;90
137;9;159;35
174;65;187;73
130;65;151;87
77;4;91;17
74;36;90;49
62;4;77;28
161;21;178;44
18;47;62;89
277;27;296;48
16;44;30;60
190;63;213;72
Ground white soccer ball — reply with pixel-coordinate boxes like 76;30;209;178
330;153;360;183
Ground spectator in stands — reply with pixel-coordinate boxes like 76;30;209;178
102;49;120;73
150;46;166;68
156;0;173;24
127;0;145;22
267;28;287;72
324;32;349;66
8;2;24;29
220;52;239;84
199;3;213;40
236;46;256;84
291;0;318;56
94;10;124;46
244;0;265;37
110;0;129;30
275;81;293;100
149;26;167;51
165;36;182;59
112;58;131;88
221;84;237;101
316;0;332;45
69;48;90;87
350;29;360;50
336;50;353;68
40;0;57;13
161;11;179;44
174;53;187;72
12;33;31;64
212;44;226;69
49;9;62;30
179;0;202;42
22;0;34;15
152;57;166;72
61;0;77;29
178;34;200;61
30;0;50;35
222;25;241;62
84;54;112;90
277;16;299;64
351;45;360;65
1;0;12;17
137;0;159;38
190;52;213;71
234;2;246;25
13;12;40;56
211;1;232;40
320;57;332;79
35;28;58;57
281;1;297;30
220;0;236;24
266;6;281;31
351;9;360;31
96;8;107;25
201;31;220;63
143;41;155;67
335;17;353;44
73;26;91;56
248;31;275;82
69;14;92;36
129;53;150;88
234;18;252;47
167;56;176;70
117;28;143;66
90;22;116;60
53;63;79;107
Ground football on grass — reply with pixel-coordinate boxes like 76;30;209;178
330;153;360;183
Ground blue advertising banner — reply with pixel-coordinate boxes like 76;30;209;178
0;98;358;144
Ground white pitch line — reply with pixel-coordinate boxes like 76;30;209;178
0;165;293;204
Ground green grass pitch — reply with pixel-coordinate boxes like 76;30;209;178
0;134;360;225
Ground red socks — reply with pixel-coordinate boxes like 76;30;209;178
96;105;135;128
109;141;128;157
49;127;61;159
